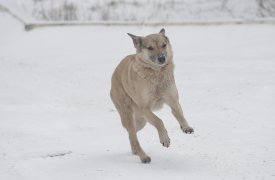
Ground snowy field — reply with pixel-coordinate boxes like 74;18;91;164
1;12;275;180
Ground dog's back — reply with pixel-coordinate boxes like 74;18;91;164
111;54;134;85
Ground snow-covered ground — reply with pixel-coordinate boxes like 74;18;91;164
0;12;275;180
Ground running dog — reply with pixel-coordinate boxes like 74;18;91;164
110;29;194;163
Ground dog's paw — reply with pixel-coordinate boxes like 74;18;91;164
141;156;151;164
160;134;170;148
181;126;194;134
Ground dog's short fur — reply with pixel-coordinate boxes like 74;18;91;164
110;29;193;163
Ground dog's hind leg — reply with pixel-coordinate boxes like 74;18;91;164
110;88;151;163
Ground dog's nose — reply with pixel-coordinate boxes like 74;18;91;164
158;56;166;64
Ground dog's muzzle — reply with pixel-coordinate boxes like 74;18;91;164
157;55;166;64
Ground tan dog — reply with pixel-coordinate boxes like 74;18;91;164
110;29;193;163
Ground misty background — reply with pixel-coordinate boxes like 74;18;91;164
1;0;275;22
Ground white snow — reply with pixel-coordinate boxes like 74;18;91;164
1;12;275;180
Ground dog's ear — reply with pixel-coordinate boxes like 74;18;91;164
127;33;142;49
159;28;165;36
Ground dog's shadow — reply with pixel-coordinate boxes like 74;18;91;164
94;150;210;174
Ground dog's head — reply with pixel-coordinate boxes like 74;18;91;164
127;29;172;67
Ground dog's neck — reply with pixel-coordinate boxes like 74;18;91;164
133;55;174;85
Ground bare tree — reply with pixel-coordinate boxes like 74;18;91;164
256;0;275;17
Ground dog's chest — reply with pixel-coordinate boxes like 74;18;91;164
142;84;166;110
147;80;166;96
140;74;170;105
130;60;174;106
132;63;172;87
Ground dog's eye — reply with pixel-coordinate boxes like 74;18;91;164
147;46;154;51
162;44;167;48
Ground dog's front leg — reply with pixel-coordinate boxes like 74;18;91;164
141;108;170;147
163;85;194;134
